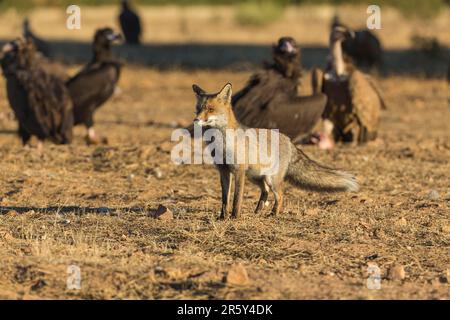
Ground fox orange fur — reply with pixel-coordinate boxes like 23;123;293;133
192;83;359;219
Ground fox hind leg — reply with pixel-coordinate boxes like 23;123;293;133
231;168;245;219
255;180;269;214
266;177;284;216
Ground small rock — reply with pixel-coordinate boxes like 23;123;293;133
225;263;249;286
152;205;173;220
298;264;307;275
388;264;406;280
427;190;440;200
446;269;450;283
396;217;407;227
153;168;163;179
60;219;71;226
6;210;18;217
373;228;386;240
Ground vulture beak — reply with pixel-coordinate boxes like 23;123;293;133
281;41;296;54
333;25;355;40
346;29;355;39
107;32;122;42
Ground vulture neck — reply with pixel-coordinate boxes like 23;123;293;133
274;54;301;80
93;45;113;62
330;40;346;77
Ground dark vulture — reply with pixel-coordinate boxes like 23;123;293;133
319;26;386;144
231;37;327;143
22;19;68;81
0;38;74;148
119;0;142;45
331;16;383;69
67;28;122;144
22;18;51;58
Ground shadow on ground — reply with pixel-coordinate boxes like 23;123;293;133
0;205;147;215
0;39;448;77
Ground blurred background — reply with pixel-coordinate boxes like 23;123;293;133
0;0;448;76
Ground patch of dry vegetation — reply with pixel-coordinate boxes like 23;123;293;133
0;65;448;299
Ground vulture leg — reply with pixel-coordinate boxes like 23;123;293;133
85;116;108;145
254;180;269;214
37;140;44;155
18;124;31;146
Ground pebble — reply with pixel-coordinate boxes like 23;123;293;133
152;205;173;220
153;168;163;179
225;263;249;286
388;264;406;280
427;190;440;200
396;217;407;227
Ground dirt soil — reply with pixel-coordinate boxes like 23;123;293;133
0;5;449;300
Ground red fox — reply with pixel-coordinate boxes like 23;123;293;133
192;83;359;219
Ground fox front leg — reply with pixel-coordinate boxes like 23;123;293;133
219;166;232;220
231;167;245;219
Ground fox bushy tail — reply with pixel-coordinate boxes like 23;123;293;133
286;146;359;192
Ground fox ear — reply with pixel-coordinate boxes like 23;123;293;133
217;83;232;104
192;84;206;97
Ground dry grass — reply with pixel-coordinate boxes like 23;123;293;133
0;5;449;299
0;66;448;299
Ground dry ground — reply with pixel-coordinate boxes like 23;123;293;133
0;5;449;300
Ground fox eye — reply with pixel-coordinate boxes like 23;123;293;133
206;106;213;112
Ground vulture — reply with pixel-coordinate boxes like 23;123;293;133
119;0;142;45
67;28;122;144
22;19;68;81
331;16;383;69
0;38;74;149
231;37;327;142
319;26;386;144
22;18;50;58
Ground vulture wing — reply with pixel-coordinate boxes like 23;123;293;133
16;68;73;144
348;70;381;136
232;69;297;126
67;63;119;124
244;94;327;141
365;74;387;110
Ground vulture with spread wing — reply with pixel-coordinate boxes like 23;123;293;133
0;39;74;148
232;37;327;142
67;28;122;144
319;26;386;144
331;16;383;69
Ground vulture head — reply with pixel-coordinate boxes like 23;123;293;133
93;28;122;54
121;0;131;10
330;25;355;44
274;37;299;58
272;37;301;78
1;38;36;75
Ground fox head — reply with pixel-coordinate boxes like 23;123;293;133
192;83;235;129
